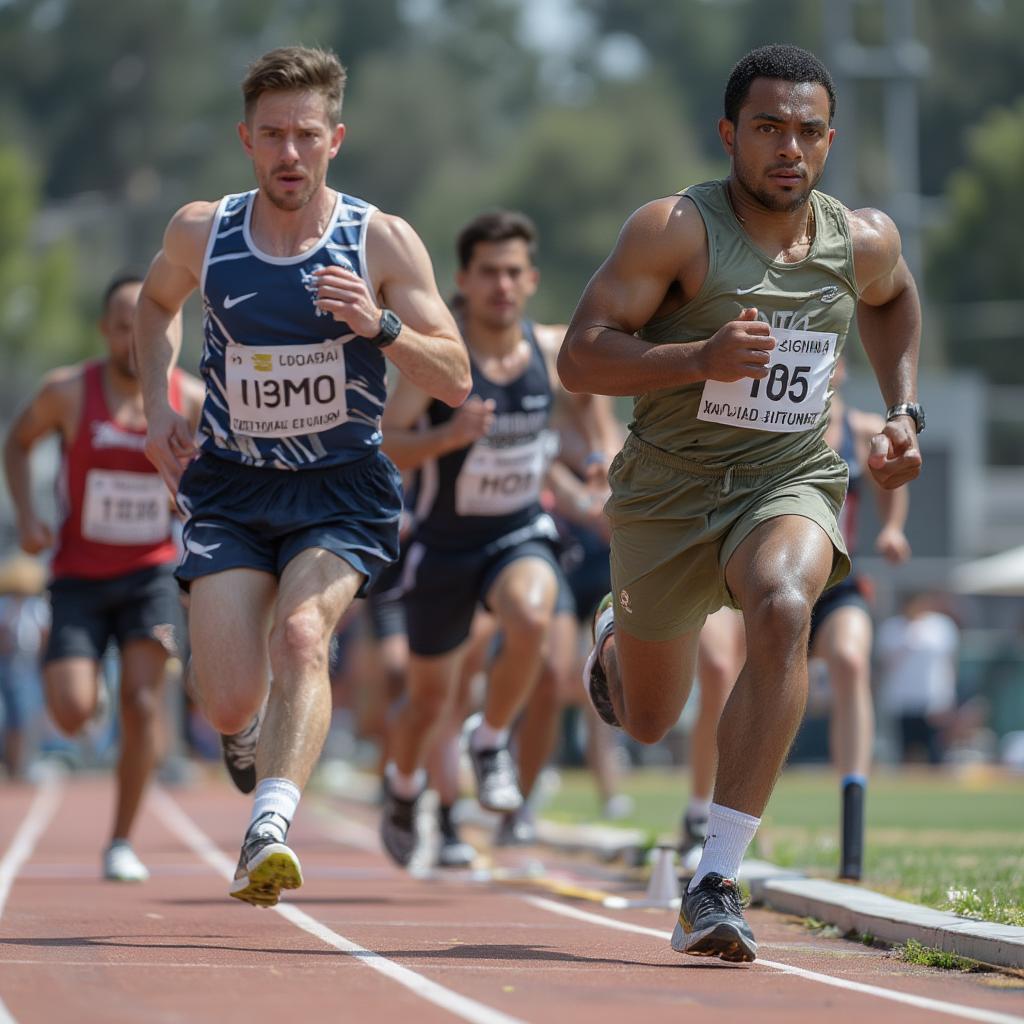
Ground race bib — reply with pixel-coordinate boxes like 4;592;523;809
697;327;837;432
82;470;171;545
455;432;555;517
225;338;348;438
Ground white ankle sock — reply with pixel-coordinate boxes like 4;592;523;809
688;802;760;890
386;762;425;799
471;718;509;752
250;778;300;839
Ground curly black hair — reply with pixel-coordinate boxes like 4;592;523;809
724;44;836;124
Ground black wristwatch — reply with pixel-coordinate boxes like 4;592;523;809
366;308;402;349
886;402;925;434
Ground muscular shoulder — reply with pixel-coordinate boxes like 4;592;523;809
618;194;707;267
365;212;429;280
163;200;219;274
846;206;902;293
39;365;86;409
13;364;85;441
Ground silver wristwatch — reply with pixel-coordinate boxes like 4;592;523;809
885;402;925;434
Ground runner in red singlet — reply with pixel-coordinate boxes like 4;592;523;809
3;274;203;881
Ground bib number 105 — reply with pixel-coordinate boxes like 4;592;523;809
750;364;811;403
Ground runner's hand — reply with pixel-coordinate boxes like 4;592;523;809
875;524;911;564
699;307;775;382
868;418;922;490
17;516;53;555
444;396;495;449
144;404;197;494
313;266;381;337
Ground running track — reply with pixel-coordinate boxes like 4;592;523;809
1;775;1022;1024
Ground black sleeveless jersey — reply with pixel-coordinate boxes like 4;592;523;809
411;321;557;550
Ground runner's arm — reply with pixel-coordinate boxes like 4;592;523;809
538;322;615;483
322;213;470;408
381;371;493;471
853;408;911;563
2;370;79;554
544;459;610;541
851;209;923;490
135;202;211;491
558;198;774;395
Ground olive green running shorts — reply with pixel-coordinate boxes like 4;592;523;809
606;433;850;641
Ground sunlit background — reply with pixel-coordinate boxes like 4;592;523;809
1;0;1023;751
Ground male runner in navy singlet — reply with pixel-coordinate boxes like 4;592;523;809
377;210;606;865
134;46;471;907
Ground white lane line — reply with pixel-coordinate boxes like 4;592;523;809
524;896;1024;1024
0;773;65;1024
152;790;528;1024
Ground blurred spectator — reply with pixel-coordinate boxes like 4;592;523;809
0;554;49;778
877;593;960;764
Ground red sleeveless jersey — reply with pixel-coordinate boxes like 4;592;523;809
51;362;183;580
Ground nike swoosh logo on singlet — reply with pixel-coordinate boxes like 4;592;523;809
224;292;258;309
735;284;762;295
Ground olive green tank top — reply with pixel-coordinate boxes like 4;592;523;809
632;179;859;465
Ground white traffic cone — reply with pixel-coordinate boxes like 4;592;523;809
603;844;681;909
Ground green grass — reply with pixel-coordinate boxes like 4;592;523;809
896;939;985;972
541;766;1024;926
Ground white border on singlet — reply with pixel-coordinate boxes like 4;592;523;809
199;193;234;298
241;190;344;265
357;203;379;298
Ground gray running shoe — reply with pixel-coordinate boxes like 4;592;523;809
494;807;537;847
468;743;523;813
220;712;261;795
671;872;757;963
582;594;620;728
229;812;301;908
380;778;421;867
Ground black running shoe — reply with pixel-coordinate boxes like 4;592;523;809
840;780;865;880
380;778;421;867
671;873;757;963
468;743;523;813
229;812;302;908
582;594;620;728
220;713;261;795
436;805;476;868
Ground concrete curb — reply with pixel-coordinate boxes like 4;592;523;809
530;817;1024;972
750;876;1024;972
313;767;1024;971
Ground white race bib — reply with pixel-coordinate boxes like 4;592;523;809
82;470;171;545
697;327;837;432
455;433;555;517
225;338;348;438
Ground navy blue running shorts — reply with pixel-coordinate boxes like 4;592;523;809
559;521;611;623
176;450;402;597
403;536;565;657
45;563;183;663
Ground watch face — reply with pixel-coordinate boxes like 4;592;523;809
380;309;401;340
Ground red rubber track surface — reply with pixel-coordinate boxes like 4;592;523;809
1;776;1021;1024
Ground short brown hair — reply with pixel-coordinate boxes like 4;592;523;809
456;210;538;269
242;46;347;123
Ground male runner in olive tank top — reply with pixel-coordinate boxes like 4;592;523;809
559;45;923;962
